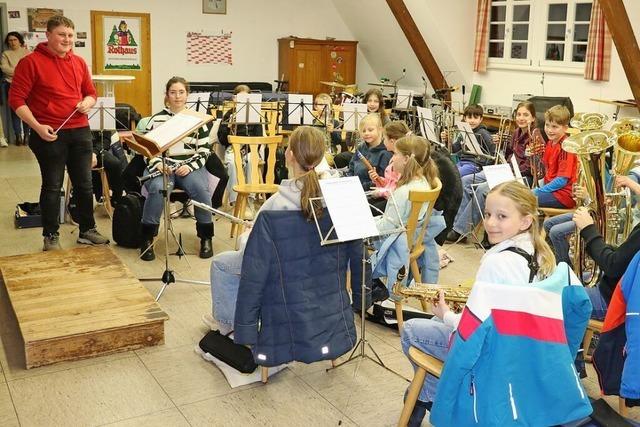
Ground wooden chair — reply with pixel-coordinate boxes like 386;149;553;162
228;135;282;240
581;319;628;416
393;180;443;331
262;101;281;137
398;346;443;427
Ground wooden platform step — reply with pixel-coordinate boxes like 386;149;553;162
0;246;169;368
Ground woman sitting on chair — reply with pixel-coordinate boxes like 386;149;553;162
207;126;348;333
137;76;219;261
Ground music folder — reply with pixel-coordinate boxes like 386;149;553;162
125;109;214;158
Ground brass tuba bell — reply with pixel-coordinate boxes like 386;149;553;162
570;112;609;131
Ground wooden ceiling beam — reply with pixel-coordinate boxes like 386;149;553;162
385;0;451;102
600;0;640;112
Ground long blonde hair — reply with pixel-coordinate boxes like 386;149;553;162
488;181;556;278
288;126;325;221
394;134;439;188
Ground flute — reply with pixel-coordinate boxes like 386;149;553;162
355;151;386;187
138;153;208;184
190;200;252;227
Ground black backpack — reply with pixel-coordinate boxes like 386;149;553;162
112;193;145;248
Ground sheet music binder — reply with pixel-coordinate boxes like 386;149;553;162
125;109;215;158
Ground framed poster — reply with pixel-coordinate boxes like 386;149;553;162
103;16;141;70
27;8;63;32
203;0;226;14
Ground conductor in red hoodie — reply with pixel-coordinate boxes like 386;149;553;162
9;15;109;251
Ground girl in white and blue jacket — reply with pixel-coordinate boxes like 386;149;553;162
400;180;558;426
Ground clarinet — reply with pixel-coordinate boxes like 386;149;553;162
137;153;208;184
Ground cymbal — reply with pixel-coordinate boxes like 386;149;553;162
368;82;396;88
320;81;347;88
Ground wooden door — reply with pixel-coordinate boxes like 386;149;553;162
324;43;357;86
90;11;151;117
292;44;323;94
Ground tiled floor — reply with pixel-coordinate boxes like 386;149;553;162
0;144;638;426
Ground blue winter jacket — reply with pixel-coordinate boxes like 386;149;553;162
347;141;393;191
233;210;359;367
430;263;593;426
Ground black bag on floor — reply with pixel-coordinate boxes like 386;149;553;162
112;192;145;248
199;330;257;374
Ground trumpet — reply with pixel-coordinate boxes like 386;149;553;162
495;116;512;164
138;153;208;184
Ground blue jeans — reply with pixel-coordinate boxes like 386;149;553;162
452;171;488;235
2;81;29;139
421;213;446;284
401;318;453;402
585;286;608;321
141;166;213;224
543;212;575;266
536;191;566;208
210;249;243;333
456;160;480;177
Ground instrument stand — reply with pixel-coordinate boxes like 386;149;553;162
309;188;408;381
449;180;487;251
139;152;209;301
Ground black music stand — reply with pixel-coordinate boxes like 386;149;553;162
126;109;215;301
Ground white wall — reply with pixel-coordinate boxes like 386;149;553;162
5;0;377;112
332;0;639;117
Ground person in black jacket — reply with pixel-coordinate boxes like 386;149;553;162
574;174;640;320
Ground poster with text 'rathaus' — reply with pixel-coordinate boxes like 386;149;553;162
103;16;141;70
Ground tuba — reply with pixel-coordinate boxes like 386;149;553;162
562;130;613;285
608;118;640;243
570;112;609;131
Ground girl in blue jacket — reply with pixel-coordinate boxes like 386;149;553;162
400;181;556;426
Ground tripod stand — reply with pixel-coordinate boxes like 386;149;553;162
139;151;210;301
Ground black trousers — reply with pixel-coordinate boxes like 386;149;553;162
93;151;126;203
30;127;95;235
205;152;229;209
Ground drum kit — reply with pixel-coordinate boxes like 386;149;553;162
320;81;361;105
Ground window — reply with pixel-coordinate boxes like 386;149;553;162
487;0;592;72
488;0;532;63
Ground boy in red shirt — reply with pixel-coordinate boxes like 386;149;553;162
10;15;109;251
533;105;577;208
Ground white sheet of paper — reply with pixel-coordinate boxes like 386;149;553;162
145;113;202;148
483;163;516;189
395;89;413;109
342;103;368;132
88;97;116;130
186;92;211;111
319;176;379;242
287;94;314;125
235;93;263;124
416;107;437;142
510;155;524;181
457;122;483;154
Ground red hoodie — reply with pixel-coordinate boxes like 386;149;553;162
9;42;96;129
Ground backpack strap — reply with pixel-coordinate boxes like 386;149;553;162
501;247;539;283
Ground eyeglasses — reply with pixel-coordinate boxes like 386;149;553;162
168;90;187;96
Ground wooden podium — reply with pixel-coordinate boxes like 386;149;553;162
0;246;169;368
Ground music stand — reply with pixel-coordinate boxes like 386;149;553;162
186;92;212;113
310;177;407;379
125;109;215;300
286;94;315;126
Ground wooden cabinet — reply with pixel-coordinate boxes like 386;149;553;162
278;37;358;95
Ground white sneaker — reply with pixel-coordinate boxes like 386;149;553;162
201;313;216;330
0;138;8;147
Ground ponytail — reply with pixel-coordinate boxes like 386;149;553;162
288;126;326;221
395;134;440;188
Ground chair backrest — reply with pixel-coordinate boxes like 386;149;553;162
228;135;283;186
261;101;281;137
406;179;443;261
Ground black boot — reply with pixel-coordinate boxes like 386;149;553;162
196;222;214;259
408;400;432;427
140;223;158;261
445;229;465;243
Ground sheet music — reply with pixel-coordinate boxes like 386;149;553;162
287;94;314;125
319;177;379;242
416;107;437;142
510;155;523;181
235;93;263;124
457;122;483;155
186;92;211;111
145;113;202;148
395;89;413;109
88;97;116;130
342;103;368;132
483;163;516;189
